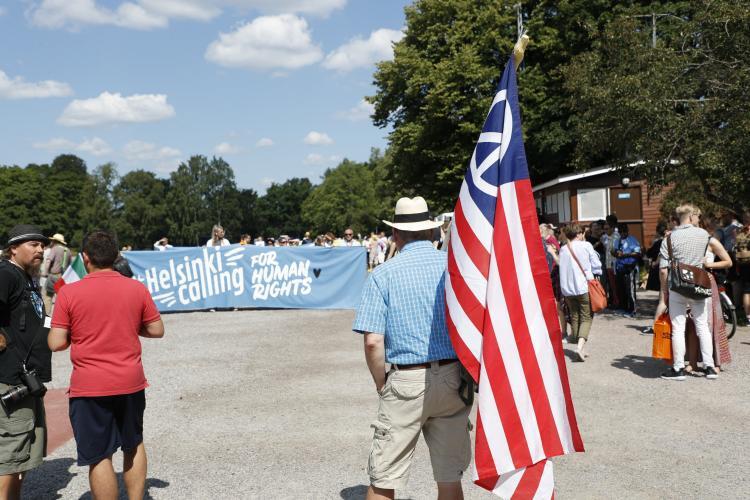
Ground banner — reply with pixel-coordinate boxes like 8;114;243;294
124;245;367;312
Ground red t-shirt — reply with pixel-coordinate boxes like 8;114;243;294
51;270;161;397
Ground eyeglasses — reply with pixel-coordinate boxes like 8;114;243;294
344;233;353;236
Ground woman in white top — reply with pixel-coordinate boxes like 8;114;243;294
558;223;602;361
206;224;230;247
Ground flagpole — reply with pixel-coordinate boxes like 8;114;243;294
512;33;530;71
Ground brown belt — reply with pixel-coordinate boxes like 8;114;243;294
392;359;458;371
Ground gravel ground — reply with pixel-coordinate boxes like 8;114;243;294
22;291;750;499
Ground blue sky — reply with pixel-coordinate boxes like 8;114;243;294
0;0;410;193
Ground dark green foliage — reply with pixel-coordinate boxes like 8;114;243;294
254;178;314;238
303;160;375;236
166;155;243;246
113;170;169;249
563;0;750;213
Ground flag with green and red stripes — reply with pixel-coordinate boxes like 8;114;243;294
54;253;86;292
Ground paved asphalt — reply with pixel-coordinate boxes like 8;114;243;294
22;291;750;499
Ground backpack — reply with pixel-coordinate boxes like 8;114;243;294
736;231;750;265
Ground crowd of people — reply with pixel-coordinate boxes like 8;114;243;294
541;205;750;379
150;220;455;273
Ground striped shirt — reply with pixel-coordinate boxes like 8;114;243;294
659;224;711;269
352;240;456;364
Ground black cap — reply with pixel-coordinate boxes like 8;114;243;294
5;224;50;248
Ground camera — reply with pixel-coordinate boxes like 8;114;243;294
0;366;46;416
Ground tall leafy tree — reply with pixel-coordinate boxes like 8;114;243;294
113;170;169;249
80;163;118;239
166;155;242;245
563;0;750;213
301;159;380;235
255;178;313;238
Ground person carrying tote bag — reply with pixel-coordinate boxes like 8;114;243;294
559;224;603;362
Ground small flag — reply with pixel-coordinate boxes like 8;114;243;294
445;56;584;498
54;254;86;293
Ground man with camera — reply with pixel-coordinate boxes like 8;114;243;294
0;225;52;499
48;230;164;499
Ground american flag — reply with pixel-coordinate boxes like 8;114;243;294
445;57;584;498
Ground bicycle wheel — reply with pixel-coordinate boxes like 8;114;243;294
721;294;737;340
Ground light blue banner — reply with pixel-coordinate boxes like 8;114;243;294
123;245;367;312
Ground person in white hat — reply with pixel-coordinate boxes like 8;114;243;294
43;233;70;313
353;196;471;500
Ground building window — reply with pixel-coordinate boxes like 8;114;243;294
577;188;608;221
557;190;571;222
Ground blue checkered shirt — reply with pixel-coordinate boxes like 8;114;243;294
352;240;457;364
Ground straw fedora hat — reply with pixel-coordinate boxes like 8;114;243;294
383;196;442;231
49;233;67;245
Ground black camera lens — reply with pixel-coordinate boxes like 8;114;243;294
0;385;29;416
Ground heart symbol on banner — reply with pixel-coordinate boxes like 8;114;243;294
313;268;321;278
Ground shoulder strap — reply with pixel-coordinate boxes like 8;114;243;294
666;234;674;261
62;247;71;270
567;243;587;279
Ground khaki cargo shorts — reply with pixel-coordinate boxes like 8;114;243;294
368;361;471;490
0;383;46;476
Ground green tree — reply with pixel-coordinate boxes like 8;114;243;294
255;178;314;237
40;155;90;246
166;155;242;246
563;0;750;213
301;159;379;235
0;165;44;243
370;0;517;211
80;162;118;238
113;170;169;249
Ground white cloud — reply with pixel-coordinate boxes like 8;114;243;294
122;140;182;173
323;28;404;72
138;0;220;21
32;138;76;150
33;136;112;156
337;98;374;121
256;137;274;147
78;137;113;156
123;140;181;161
214;141;240;155
29;0;169;30
27;0;221;30
304;153;340;165
205;14;323;70
28;0;344;30
261;176;275;188
0;69;73;99
225;0;345;16
303;131;333;145
58;91;175;127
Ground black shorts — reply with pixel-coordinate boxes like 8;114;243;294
69;390;146;466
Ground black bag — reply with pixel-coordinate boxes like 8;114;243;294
666;235;712;299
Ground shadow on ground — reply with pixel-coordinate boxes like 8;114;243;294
24;458;77;499
24;458;169;500
78;477;169;499
611;354;667;379
340;484;413;500
563;348;582;362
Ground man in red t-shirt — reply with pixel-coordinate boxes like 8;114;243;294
48;230;164;500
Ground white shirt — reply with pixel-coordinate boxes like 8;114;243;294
206;238;230;247
559;240;602;297
153;241;173;251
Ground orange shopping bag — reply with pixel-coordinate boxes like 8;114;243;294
652;313;673;362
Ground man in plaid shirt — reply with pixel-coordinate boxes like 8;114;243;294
353;196;470;500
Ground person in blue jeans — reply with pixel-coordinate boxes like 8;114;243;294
614;223;642;317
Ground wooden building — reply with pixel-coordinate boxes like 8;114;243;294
533;167;668;248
